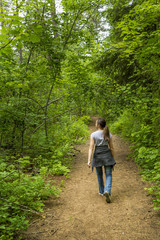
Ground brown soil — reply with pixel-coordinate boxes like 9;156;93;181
22;117;160;240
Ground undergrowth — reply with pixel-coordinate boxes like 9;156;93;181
110;109;160;212
0;115;90;240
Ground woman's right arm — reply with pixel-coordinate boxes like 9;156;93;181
88;137;94;168
108;137;115;158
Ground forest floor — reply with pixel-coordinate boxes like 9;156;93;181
22;117;160;240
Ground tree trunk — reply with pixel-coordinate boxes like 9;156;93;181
51;0;58;38
0;0;3;28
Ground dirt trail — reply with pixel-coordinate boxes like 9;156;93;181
23;117;160;240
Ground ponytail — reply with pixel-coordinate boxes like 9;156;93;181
103;125;110;141
97;117;110;141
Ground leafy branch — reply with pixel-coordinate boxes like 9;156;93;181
0;36;15;50
0;197;43;216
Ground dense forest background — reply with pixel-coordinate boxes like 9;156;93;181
0;0;160;239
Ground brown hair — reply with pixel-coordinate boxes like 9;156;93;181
97;118;110;141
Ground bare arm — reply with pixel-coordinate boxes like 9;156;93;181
108;137;115;158
88;137;94;168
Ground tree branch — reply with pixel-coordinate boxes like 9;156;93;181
26;96;44;110
26;47;34;72
0;37;15;50
42;97;62;108
63;5;91;49
0;197;43;216
63;12;80;49
31;108;75;135
0;171;17;181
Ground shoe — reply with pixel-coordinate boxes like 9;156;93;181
98;193;104;196
104;192;111;203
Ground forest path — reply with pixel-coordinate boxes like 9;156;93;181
23;117;160;240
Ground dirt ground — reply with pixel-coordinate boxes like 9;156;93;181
22;117;160;240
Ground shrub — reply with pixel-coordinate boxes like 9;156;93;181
0;160;60;240
110;108;160;210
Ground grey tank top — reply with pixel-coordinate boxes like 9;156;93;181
91;130;112;146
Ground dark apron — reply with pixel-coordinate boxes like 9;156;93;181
92;145;116;170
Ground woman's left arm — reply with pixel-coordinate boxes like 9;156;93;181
88;137;94;168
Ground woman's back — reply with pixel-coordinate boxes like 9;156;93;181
91;130;111;147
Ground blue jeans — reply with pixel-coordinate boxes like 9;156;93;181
96;166;112;195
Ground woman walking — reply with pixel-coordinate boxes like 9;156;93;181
88;118;116;203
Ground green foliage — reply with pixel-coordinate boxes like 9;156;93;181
16;156;31;171
40;163;70;177
93;0;160;212
49;162;70;176
0;0;106;238
0;113;89;239
147;161;160;210
110;99;160;210
79;116;92;125
1;0;160;236
110;109;136;137
0;159;60;240
137;147;159;170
